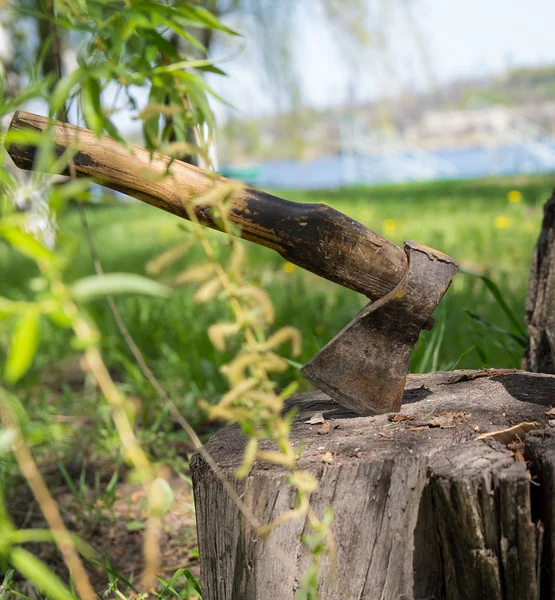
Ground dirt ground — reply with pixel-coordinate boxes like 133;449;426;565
7;471;199;594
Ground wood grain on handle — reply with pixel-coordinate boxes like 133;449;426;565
6;110;407;300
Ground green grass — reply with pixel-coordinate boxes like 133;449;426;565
1;173;553;415
1;172;553;596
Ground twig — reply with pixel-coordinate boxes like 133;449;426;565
75;181;261;530
0;398;96;600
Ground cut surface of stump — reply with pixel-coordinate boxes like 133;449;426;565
190;369;555;600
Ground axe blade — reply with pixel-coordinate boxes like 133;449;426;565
301;242;458;416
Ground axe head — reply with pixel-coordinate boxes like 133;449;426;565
301;241;458;416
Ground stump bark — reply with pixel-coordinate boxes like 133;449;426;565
190;370;555;600
524;188;555;373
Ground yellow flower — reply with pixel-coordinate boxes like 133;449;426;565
507;190;523;204
383;218;397;235
283;262;295;274
494;216;512;229
315;325;325;335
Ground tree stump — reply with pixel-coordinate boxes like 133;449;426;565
524;188;555;373
190;370;555;600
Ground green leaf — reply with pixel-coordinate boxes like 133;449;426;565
415;318;447;373
460;269;527;337
279;381;299;400
196;64;227;76
4;313;40;385
88;558;137;592
50;68;84;117
464;309;527;347
177;5;239;35
126;520;145;532
9;529;98;560
48;306;74;329
120;19;137;42
4;128;45;151
10;547;76;600
49;179;92;214
283;358;303;370
81;78;104;134
71;273;172;302
0;226;54;265
142;84;167;149
182;568;202;594
120;11;153;41
145;44;158;63
157;568;201;597
80;77;121;140
431;318;446;372
0;81;48;119
158;18;208;53
0;297;39;317
444;345;477;371
143;30;181;61
151;59;218;75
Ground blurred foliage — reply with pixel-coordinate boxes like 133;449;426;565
0;0;234;597
2;174;546;405
0;0;341;598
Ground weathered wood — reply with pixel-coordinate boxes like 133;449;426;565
432;443;542;600
6;111;407;300
525;433;555;598
524;188;555;373
190;369;555;600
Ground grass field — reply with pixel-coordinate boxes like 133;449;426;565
1;173;554;592
1;174;553;417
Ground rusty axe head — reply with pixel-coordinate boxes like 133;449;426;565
301;241;458;416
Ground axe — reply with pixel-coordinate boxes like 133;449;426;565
5;111;458;416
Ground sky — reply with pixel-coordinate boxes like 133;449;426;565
11;0;555;132
208;0;555;121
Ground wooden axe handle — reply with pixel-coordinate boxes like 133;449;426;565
6;111;407;300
